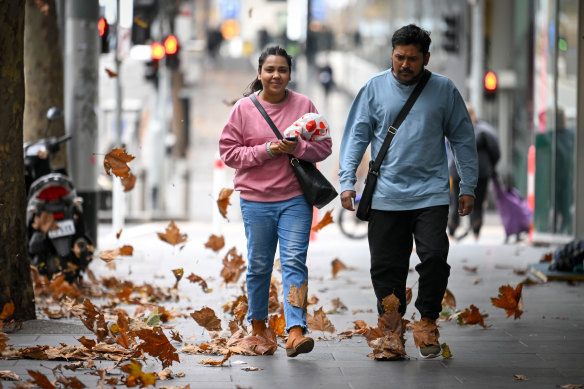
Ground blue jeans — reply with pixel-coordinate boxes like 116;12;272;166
240;195;313;332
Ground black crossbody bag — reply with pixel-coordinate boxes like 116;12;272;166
250;93;338;209
356;70;431;221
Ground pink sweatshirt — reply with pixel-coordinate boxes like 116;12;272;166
219;90;333;202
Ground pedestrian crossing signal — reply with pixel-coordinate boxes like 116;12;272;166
98;17;110;54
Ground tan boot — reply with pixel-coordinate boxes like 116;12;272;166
286;326;314;357
251;319;270;340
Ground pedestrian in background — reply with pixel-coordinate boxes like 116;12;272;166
448;104;500;241
219;46;332;357
338;24;478;358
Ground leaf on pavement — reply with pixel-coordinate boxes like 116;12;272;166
268;313;286;336
382;294;400;314
186;273;210;293
157;221;188;246
27;369;55;389
331;258;346;278
77;336;96;350
172;268;184;289
32;211;58;234
463;265;478;273
441;342;453;358
0;332;9;352
170;330;183;343
491;283;523;319
204;234;225;252
220;247;246;284
286;281;308;312
442;288;456;308
458;304;490;328
311;209;333;232
0;301;14;321
199;351;232;366
0;370;19;380
217;188;234;219
121;173;136;192
121;360;157;387
190;307;222;331
79;299;108;343
411;319;439;348
513;374;529;381
307;307;336;333
366;312;406;360
135;327;180;369
104;147;135;178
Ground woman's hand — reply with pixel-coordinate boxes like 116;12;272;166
278;138;298;154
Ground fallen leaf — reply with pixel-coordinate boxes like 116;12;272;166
242;366;261;371
200;351;232;366
170;330;183;343
135;327;180;369
366;312;406;360
286;281;308;312
441;342;453;358
186;273;210;292
331;297;347;311
77;336;96;350
557;385;584;389
0;370;19;380
104;147;135;178
79;299;108;342
331;258;346;278
121;173;136;192
217;188;234;218
458;304;490;328
98;245;133;262
514;374;528;381
133;16;148;28
220;247;246;284
491;283;523;319
172;268;184;289
307;307;336;333
463;265;478;273
104;68;118;78
32;212;58;234
157;369;173;380
27;370;55;389
311;210;333;232
0;301;14;320
191;307;222;331
0;332;9;352
411;319;439;348
116;229;123;239
268;313;286;336
405;287;412;306
382;294;400;313
157;221;188;246
204;234;225;252
237;333;277;355
121;360;157;387
442;288;456;308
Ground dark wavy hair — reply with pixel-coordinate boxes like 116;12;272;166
243;45;293;96
391;24;432;55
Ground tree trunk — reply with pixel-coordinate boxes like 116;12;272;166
23;0;66;168
0;0;37;321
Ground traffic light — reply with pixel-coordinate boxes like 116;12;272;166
164;35;180;70
442;15;459;53
98;17;110;54
145;42;165;86
484;71;497;100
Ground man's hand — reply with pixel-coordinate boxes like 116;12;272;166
341;190;356;211
458;194;474;216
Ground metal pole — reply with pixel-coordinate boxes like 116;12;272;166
112;0;125;233
470;0;485;118
575;1;584;238
64;0;99;246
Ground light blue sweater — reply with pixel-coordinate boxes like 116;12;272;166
339;69;478;211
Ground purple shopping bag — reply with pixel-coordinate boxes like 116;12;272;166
492;177;533;237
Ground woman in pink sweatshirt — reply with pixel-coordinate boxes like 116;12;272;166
219;46;332;357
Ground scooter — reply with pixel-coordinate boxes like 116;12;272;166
24;107;94;283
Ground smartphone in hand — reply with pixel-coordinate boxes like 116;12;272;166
284;136;297;141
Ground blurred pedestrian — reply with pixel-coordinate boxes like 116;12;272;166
338;24;478;359
318;63;333;96
219;46;332;357
448;104;500;241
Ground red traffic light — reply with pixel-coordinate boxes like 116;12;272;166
484;71;497;91
98;17;108;37
151;42;165;60
164;35;179;55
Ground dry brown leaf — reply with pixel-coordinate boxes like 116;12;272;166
382;294;400;313
191;307;222;331
186;273;210;292
514;374;529;381
104;68;118;78
236;331;277;355
463;265;478;273
411;319;440;347
172;268;184;289
442;288;456;308
121;360;157;387
157;221;188;246
491;283;524;319
307;307;336;333
331;258;346;278
365;312;406;360
199;351;232;365
286;281;308;312
32;211;58;234
220;247;246;284
133;16;148;28
405;286;413;306
0;370;19;380
104;147;135;178
331;297;347;311
0;332;10;352
27;369;55;389
121;173;136;192
79;299;108;342
135;327;180;369
116;229;123;239
77;336;96;350
98;245;133;262
204;234;225;252
170;330;183;343
217;188;234;218
441;342;453;358
268;313;286;336
458;304;490;328
311;209;333;232
0;301;14;320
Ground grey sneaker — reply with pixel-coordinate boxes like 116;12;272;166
419;343;441;359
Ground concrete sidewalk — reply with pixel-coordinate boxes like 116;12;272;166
2;211;583;389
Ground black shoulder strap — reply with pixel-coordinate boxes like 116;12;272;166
370;69;431;173
249;93;283;140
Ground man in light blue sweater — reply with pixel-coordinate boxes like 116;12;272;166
339;24;478;359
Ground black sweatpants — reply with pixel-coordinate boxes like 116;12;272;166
368;205;450;319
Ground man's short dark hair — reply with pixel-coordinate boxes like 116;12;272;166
391;24;432;55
